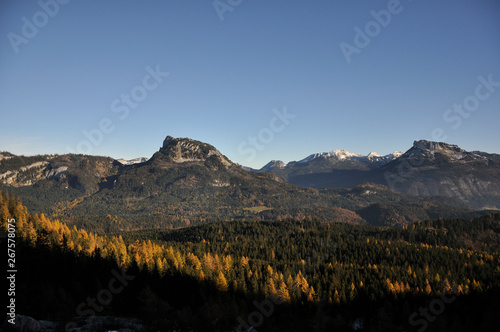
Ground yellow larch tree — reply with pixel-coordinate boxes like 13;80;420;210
215;271;229;292
277;280;291;303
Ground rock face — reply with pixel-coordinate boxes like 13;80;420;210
381;140;500;209
260;160;286;172
399;140;486;165
0;153;119;192
258;140;500;209
162;135;175;148
154;135;231;167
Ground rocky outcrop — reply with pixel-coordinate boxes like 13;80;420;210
259;140;500;209
2;315;40;332
260;160;286;172
155;135;231;167
2;315;146;332
0;154;120;193
380;141;500;208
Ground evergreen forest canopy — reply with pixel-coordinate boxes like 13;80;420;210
1;187;500;331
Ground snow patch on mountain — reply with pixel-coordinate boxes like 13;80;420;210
260;160;286;172
116;157;148;165
297;149;403;165
298;149;364;163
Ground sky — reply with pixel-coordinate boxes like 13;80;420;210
1;0;499;168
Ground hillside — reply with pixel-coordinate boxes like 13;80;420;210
0;137;488;231
2;189;500;331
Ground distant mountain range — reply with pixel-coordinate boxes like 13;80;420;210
254;140;500;210
0;137;497;231
258;150;402;173
116;157;148;165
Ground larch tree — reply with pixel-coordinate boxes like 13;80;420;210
215;271;229;292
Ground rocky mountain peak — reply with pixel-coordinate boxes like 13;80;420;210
156;135;231;167
409;140;468;161
367;152;382;159
413;140;464;153
261;160;286;172
162;135;176;148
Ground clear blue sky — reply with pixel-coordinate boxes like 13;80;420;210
1;0;499;168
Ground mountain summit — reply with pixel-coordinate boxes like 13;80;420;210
401;140;488;164
262;149;403;173
257;147;404;187
151;136;231;168
258;139;500;209
412;139;464;153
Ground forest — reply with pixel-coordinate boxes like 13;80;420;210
1;187;499;331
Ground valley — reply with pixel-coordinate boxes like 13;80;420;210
2;189;499;331
1;136;497;232
1;136;499;331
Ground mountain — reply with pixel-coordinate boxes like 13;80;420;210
296;149;403;166
0;151;119;192
380;140;500;209
150;135;232;167
269;150;403;171
260;160;286;172
116;157;148;165
258;149;403;181
0;137;488;231
258;140;500;209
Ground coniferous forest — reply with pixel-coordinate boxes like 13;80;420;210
1;187;499;331
3;0;500;330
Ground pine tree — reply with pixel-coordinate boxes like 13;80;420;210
333;290;341;304
0;199;10;231
240;256;250;269
215;271;229;292
386;278;396;294
223;255;232;274
424;279;432;295
266;277;277;297
277;280;291;302
156;257;164;275
306;286;316;302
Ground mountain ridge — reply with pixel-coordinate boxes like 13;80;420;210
258;149;404;173
0;137;496;231
257;139;500;209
